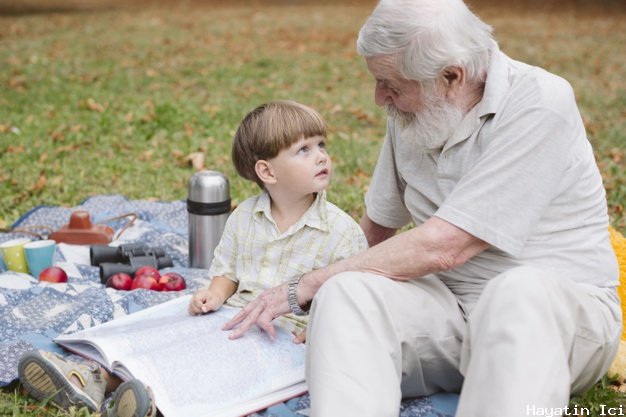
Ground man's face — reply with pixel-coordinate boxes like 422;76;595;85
366;55;464;151
366;55;425;114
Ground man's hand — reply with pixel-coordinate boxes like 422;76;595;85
188;288;225;315
222;282;292;340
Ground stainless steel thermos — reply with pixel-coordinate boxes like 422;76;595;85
187;170;230;269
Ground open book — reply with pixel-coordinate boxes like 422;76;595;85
54;295;307;417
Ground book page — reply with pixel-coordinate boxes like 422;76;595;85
56;295;306;417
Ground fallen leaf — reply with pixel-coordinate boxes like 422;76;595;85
140;150;155;161
6;145;25;153
86;98;104;113
186;152;205;170
30;174;47;193
185;123;193;138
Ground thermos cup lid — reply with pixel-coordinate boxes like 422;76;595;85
187;171;231;216
188;170;230;203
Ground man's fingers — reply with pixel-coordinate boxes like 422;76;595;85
226;302;271;339
255;308;277;340
222;305;250;330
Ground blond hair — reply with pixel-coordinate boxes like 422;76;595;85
232;100;328;188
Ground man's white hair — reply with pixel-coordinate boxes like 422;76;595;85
357;0;496;83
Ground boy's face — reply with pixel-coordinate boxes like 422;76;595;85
267;135;332;196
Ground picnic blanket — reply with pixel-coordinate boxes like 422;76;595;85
0;195;459;417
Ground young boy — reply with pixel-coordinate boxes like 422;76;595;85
188;100;368;338
18;100;368;417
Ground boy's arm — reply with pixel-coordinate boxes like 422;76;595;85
188;276;238;315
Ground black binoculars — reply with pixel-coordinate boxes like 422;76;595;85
90;243;174;283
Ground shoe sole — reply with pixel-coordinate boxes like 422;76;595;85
18;351;98;411
106;380;156;417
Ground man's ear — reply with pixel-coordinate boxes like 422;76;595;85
442;66;465;97
255;160;277;185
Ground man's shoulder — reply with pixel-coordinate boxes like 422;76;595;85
502;52;575;109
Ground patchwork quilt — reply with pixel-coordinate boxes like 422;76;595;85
0;195;458;417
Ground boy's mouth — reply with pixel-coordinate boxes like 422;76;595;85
315;168;329;177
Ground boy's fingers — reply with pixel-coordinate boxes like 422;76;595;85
293;330;306;344
188;292;208;315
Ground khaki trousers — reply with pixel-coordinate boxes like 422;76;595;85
306;267;621;417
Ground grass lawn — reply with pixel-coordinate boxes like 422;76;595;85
0;0;625;415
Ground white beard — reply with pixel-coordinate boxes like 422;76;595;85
386;90;464;152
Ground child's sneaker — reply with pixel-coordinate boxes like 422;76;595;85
104;379;157;417
18;350;106;411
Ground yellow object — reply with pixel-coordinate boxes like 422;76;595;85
609;226;626;340
0;238;31;273
608;226;626;381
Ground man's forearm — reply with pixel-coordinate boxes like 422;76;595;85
359;213;398;247
298;216;489;305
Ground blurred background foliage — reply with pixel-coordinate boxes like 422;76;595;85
0;0;624;232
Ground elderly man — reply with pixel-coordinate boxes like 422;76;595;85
224;0;622;415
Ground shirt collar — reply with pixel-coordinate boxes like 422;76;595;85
477;45;510;118
253;190;329;236
442;45;509;152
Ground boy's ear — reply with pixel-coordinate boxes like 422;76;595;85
255;160;277;185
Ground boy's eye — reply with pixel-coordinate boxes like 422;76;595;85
298;146;309;154
318;141;326;149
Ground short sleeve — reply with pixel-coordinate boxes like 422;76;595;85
436;102;576;256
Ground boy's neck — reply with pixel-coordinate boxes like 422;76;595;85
267;190;317;234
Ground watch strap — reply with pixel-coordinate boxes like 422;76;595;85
287;274;308;316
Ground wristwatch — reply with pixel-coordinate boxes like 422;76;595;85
287;274;308;316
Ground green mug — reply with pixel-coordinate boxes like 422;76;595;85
0;238;31;273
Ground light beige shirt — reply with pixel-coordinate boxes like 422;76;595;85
209;190;368;331
365;47;618;309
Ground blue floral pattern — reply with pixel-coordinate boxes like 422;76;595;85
0;195;457;417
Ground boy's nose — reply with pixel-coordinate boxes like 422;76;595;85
316;150;327;164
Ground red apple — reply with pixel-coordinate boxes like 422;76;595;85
134;266;160;280
158;272;187;291
106;272;133;291
39;266;68;283
131;274;162;291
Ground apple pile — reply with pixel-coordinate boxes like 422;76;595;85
105;266;186;292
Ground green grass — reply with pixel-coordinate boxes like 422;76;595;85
1;0;625;415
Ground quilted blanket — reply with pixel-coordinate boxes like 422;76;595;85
0;195;458;417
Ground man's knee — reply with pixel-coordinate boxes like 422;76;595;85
481;266;557;307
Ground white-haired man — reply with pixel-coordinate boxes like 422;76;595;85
224;0;622;416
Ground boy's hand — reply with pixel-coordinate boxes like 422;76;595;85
188;288;225;315
293;328;307;344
